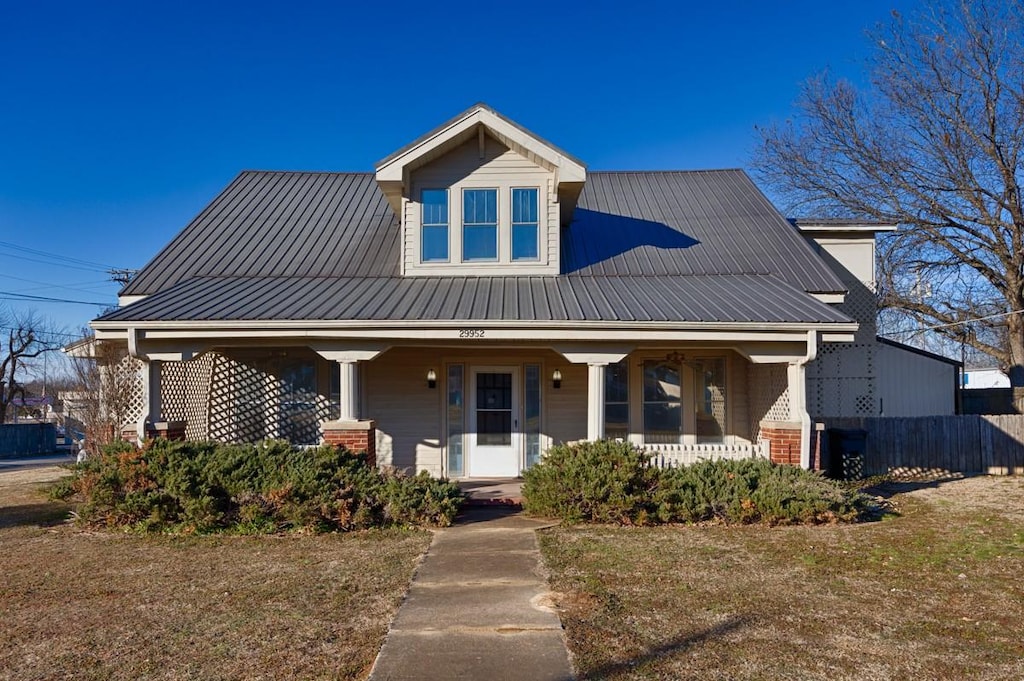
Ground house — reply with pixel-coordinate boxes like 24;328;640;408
91;103;913;477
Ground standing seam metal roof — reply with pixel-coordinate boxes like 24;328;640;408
120;169;845;300
98;274;851;325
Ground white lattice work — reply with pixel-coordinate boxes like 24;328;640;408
748;363;790;439
839;280;878;342
161;353;215;440
115;355;145;429
201;352;331;445
808;340;877;418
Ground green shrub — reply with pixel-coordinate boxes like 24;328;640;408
653;457;869;525
522;441;871;526
521;440;659;524
51;439;463;533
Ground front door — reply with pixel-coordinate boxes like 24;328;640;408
468;366;520;477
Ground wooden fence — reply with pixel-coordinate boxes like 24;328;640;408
826;415;1024;476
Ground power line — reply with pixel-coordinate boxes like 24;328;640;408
0;290;112;306
0;325;87;341
0;251;112;273
0;273;115;296
0;240;118;270
880;308;1024;338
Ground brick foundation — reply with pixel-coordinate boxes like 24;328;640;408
760;421;803;466
147;421;186;441
322;419;377;468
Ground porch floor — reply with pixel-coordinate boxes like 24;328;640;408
457;478;524;507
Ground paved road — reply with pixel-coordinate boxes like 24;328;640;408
0;454;75;471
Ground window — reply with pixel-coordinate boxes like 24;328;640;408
605;360;629;440
524;364;542;468
421;189;449;262
643;360;681;444
463;188;498;261
447;364;464;476
511;188;539;261
694;358;726;443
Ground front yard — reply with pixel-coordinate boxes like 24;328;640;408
540;475;1024;680
0;465;430;681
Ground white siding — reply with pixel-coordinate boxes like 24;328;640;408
876;343;957;416
366;347;444;476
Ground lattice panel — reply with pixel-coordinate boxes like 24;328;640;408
808;341;877;418
838;280;878;342
161;353;215;440
208;354;279;443
748;363;790;440
810;377;876;417
114;355;145;429
202;354;332;446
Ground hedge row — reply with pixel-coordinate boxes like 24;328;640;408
521;439;871;525
51;439;463;533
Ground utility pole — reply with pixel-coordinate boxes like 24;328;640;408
108;269;138;286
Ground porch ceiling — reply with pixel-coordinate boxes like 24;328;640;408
96;273;853;327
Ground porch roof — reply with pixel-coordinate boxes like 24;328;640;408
96;273;852;325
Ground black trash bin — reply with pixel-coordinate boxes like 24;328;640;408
826;428;867;481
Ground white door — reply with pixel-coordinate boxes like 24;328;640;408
468;366;520;477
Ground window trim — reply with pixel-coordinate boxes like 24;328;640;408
462;187;499;262
510;186;540;262
420;188;450;263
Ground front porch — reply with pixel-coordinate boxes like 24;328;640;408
113;336;824;476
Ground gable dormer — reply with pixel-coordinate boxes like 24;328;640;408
375;104;586;276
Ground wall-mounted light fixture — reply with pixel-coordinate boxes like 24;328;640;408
427;368;437;389
552;369;562;390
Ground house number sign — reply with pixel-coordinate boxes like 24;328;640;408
459;329;485;338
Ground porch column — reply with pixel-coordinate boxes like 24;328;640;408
337;360;359;421
310;343;389;466
132;359;155;445
587;362;607;441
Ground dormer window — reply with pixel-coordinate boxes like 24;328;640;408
462;189;498;261
376;104;586;276
421;189;449;262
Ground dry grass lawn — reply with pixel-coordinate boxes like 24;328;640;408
0;465;431;681
540;476;1024;680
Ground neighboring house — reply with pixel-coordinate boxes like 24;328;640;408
93;103;919;477
964;368;1010;389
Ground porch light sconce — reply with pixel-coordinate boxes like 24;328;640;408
552;369;562;390
426;369;437;389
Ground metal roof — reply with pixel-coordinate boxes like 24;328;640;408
121;169;846;300
98;274;850;325
566;171;844;291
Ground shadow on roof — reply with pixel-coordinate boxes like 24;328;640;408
561;208;699;274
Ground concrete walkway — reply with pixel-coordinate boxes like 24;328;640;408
367;507;575;681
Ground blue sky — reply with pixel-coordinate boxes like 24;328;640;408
0;0;914;336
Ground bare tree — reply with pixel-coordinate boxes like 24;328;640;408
754;0;1024;408
65;334;141;454
0;309;62;424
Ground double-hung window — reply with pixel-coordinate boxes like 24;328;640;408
462;188;498;261
511;188;539;261
421;189;449;262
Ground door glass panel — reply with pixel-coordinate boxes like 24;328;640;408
447;364;464;477
476;372;512;446
524;364;541;468
643;361;681;444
